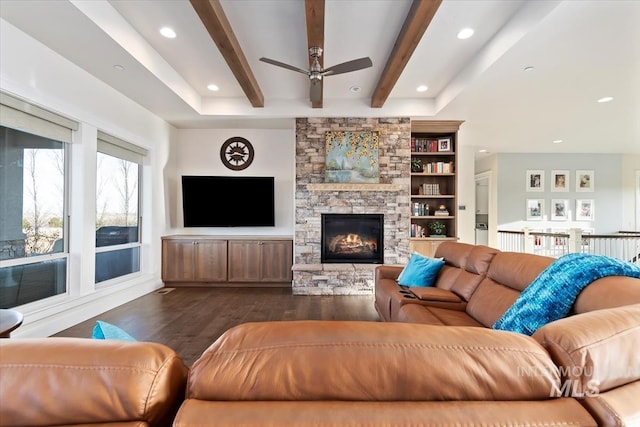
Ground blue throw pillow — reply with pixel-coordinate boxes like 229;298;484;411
397;253;445;287
92;320;137;341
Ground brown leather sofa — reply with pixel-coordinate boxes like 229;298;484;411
1;242;638;426
375;241;640;426
0;337;188;427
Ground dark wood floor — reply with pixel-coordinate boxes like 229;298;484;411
54;287;380;366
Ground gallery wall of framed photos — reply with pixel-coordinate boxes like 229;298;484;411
489;153;626;234
525;169;596;223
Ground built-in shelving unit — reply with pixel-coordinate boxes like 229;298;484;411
409;120;463;257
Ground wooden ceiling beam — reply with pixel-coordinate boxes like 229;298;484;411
189;0;264;108
305;0;325;108
371;0;442;108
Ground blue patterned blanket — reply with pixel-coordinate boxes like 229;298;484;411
493;253;640;335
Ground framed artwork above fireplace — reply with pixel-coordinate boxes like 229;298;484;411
324;130;379;183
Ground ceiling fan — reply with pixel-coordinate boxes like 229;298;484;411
259;47;372;103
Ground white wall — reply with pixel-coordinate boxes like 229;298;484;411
167;128;296;236
475;153;636;235
1;19;173;337
456;143;475;244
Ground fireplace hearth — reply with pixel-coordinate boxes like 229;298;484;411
321;214;384;264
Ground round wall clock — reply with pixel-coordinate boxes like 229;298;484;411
220;137;254;171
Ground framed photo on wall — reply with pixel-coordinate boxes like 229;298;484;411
576;170;594;192
551;199;569;221
526;198;544;220
576;199;595;221
551;170;569;192
526;170;544;192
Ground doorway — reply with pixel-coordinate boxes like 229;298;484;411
475;172;492;246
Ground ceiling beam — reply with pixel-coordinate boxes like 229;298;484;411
371;0;442;108
305;0;325;108
189;0;264;108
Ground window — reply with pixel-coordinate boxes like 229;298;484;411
0;92;76;308
95;132;146;283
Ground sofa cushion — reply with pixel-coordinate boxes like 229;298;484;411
487;252;553;292
175;399;597;427
533;303;640;394
465;278;521;327
0;337;188;427
187;320;561;402
449;245;500;301
581;381;640;427
397;253;444;287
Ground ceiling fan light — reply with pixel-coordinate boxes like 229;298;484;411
457;28;474;40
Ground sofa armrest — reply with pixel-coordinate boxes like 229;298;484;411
188;320;559;402
0;337;188;427
409;287;463;303
375;265;403;282
533;303;640;394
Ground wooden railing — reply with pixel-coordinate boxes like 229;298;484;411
498;229;640;266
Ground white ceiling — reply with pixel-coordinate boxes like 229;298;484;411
1;0;638;156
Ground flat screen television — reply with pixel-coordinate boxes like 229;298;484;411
182;176;275;227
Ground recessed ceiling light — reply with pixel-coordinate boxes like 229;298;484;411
597;96;613;103
524;66;535;72
160;27;176;39
349;86;361;93
416;85;428;92
553;139;563;144
207;84;219;92
478;149;488;153
113;64;124;71
457;28;474;40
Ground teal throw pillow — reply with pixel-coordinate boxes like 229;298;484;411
397;253;445;287
92;320;137;341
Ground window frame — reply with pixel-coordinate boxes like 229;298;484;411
94;133;145;285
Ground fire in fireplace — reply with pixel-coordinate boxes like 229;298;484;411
321;214;384;264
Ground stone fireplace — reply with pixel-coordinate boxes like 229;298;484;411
293;117;411;295
321;214;384;264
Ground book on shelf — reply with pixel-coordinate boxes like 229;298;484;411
410;223;424;238
422;161;454;174
411;137;439;153
421;183;440;195
412;202;430;216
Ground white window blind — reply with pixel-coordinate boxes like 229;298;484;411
97;131;148;164
0;92;78;143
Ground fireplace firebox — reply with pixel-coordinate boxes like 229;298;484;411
321;214;384;264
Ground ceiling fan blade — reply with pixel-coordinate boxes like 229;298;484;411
259;57;309;75
310;80;322;103
323;57;372;76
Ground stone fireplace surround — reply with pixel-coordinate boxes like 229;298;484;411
293;117;411;295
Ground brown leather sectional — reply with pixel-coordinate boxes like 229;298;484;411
1;242;638;426
375;241;640;426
